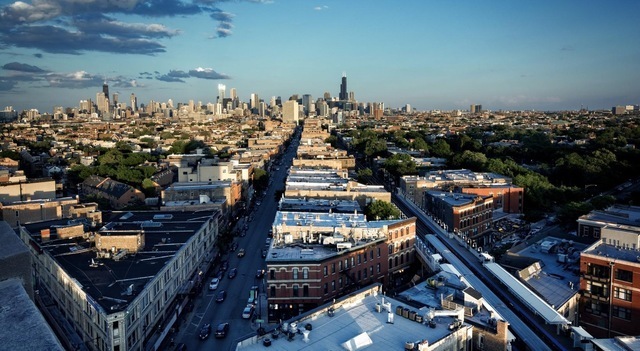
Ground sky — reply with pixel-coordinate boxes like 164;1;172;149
0;0;639;113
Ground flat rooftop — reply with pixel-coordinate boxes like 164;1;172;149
0;279;64;351
278;197;362;213
22;210;217;313
427;190;487;206
584;241;640;264
237;286;467;351
513;236;584;309
164;181;232;191
578;205;640;227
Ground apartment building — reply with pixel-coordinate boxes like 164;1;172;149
579;225;640;338
265;210;416;322
424;191;494;249
18;210;220;351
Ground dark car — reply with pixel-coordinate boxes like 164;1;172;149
261;249;267;258
215;322;230;338
228;268;238;279
221;260;229;272
216;290;227;302
176;343;187;351
199;323;212;340
256;269;265;279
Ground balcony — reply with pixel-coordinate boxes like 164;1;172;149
582;274;610;283
581;291;610;302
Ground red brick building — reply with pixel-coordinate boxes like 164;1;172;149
579;230;640;338
424;191;493;249
265;212;416;322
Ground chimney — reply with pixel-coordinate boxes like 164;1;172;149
41;228;50;241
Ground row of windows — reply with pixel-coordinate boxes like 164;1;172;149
613;286;632;301
390;226;412;240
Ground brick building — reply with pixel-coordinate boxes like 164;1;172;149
424;191;493;249
579;226;640;338
265;211;416;322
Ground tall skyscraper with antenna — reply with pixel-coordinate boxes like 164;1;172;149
339;73;347;101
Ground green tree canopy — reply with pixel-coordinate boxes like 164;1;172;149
364;200;401;221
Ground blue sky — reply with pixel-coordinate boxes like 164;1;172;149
1;0;639;113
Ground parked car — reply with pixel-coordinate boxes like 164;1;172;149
261;249;267;258
256;269;265;279
237;248;245;258
228;268;237;279
199;323;212;340
215;322;230;338
242;305;255;319
216;290;227;302
209;278;219;290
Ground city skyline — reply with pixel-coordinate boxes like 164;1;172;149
1;0;639;113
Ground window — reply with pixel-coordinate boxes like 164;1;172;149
303;268;309;279
351;257;354;267
324;283;328;294
363;268;367;278
270;270;276;279
331;280;335;291
370;250;374;260
303;285;309;297
293;285;299;297
378;247;381;257
331;263;335;274
270;286;276;297
293;268;298;280
370;266;374;276
339;261;343;271
323;266;328;276
587;264;610;278
614;287;632;301
615;269;633;282
357;271;361;281
358;254;361;264
339;277;343;288
612;306;631;320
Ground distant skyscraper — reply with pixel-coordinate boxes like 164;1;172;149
339;73;347;100
405;104;412;113
348;91;355;102
102;82;109;102
218;84;226;103
323;91;331;100
302;94;312;116
130;93;137;112
470;104;482;113
282;100;299;124
250;93;259;110
230;88;237;100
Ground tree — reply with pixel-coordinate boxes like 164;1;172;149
430;138;452;158
451;150;488;170
382;153;417;178
253;168;269;192
357;168;373;183
364;200;401;221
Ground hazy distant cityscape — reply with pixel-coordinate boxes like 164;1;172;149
1;1;640;350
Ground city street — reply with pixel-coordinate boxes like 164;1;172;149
172;131;299;351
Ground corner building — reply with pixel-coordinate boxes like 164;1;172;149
265;211;416;322
18;210;220;351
